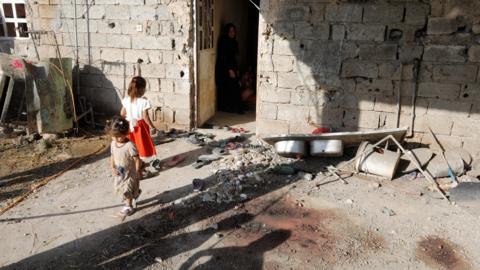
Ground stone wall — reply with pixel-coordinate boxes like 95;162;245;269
0;0;194;130
256;0;480;155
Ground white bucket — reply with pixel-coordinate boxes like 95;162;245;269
355;141;401;179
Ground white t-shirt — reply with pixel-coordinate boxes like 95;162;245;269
122;97;151;130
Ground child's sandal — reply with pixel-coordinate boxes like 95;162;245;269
120;206;133;216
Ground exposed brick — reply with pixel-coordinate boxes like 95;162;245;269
356;79;395;96
273;38;301;56
414;115;454;135
405;4;428;25
427;99;472;118
378;62;402;80
259;102;278;120
100;48;123;62
277;104;310;122
341;61;378;78
107;35;131;49
460;84;480;101
359;45;398;61
141;64;166;78
432;65;478;83
417;82;461;99
346;24;385;42
256;119;289;135
132;36;172;50
452;119;480;137
277;6;310;22
272;55;294;72
468;45;480;62
160;79;174;93
173;80;191;94
294;23;329;40
105;5;130;20
423;45;467;63
363;5;404;24
331;24;345;40
277;72;301;89
427;17;457;35
163;93;190;110
399;46;424;63
325;4;363;23
259;85;291;104
339;94;375;111
343;110;381;129
374;95;397;113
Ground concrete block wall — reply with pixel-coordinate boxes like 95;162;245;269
257;0;480;156
0;0;194;130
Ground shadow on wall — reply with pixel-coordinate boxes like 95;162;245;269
76;63;125;117
259;0;480;149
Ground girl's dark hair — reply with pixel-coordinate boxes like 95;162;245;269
106;116;129;137
127;76;147;99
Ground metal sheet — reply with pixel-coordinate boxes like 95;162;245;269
262;127;408;146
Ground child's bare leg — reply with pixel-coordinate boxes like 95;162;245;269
125;197;133;207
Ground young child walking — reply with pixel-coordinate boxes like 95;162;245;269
108;116;142;216
121;76;157;163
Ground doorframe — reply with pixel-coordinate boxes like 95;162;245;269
193;0;199;129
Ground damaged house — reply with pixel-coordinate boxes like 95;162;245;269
0;0;479;156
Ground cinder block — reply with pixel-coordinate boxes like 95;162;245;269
277;72;301;89
259;102;278;120
97;20;123;34
294;23;329;40
130;5;157;20
88;5;106;20
100;48;123;62
272;55;294;72
174;109;191;125
427;17;457;35
160;79;174;93
259;85;291;104
256;118;289;136
163;93;190;109
277;104;310;122
417;82;461;99
343;110;381;129
430;0;445;16
359;45;398;60
290;90;328;107
423;45;467;63
277;6;310;22
356;79;395;96
273;38;301;56
378;62;402;80
173;80;191;94
105;5;130;20
132;36;172;50
166;65;189;79
374;95;397;113
468;45;480;62
432;65;478;83
325;4;362;22
38;5;59;19
339;93;375;111
427;99;472;118
451;119;480;137
399;46;424;63
146;78;160;92
341;61;378;78
414;115;454;135
107;35;131;49
460;84;480;101
331;24;345;40
90;33;108;47
363;5;404;24
405;4;428;25
346;24;385;42
462;137;480;156
141;64;166;78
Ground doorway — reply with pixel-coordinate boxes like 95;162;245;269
195;0;259;129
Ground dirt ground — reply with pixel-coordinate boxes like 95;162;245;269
0;124;479;270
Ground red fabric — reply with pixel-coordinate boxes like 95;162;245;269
312;127;331;134
128;120;156;158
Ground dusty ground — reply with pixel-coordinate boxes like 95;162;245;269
0;116;479;270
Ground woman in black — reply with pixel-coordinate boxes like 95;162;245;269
216;23;242;114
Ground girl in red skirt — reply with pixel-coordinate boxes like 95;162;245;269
121;76;157;160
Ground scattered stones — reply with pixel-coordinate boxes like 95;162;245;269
381;207;396;216
154;257;163;263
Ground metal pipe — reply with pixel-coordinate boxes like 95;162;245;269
193;0;199;129
74;0;80;96
86;0;91;66
407;58;420;138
